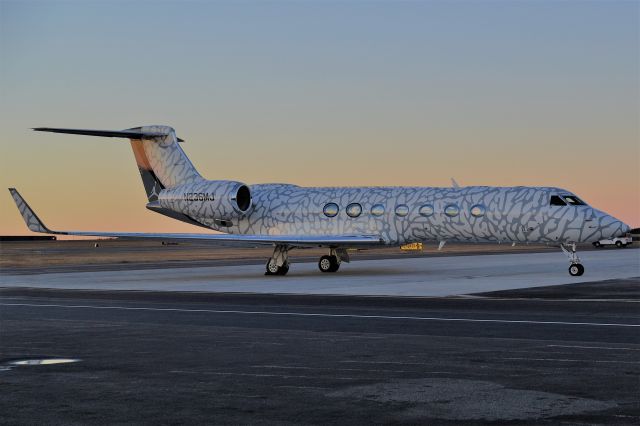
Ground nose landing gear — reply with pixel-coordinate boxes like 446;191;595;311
561;243;584;276
569;263;584;276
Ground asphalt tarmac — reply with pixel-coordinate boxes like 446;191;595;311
1;278;639;425
3;249;638;297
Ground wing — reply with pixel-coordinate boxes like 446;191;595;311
8;188;383;248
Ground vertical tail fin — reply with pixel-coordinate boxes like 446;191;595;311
33;125;203;202
128;126;202;201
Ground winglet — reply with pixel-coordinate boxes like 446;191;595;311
8;188;55;234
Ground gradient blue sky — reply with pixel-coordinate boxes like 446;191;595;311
1;0;638;234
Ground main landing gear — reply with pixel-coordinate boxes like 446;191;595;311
265;246;350;276
265;245;290;276
561;243;584;276
318;255;339;273
318;248;349;273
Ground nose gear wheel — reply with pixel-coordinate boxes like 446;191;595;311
561;243;584;276
569;263;584;276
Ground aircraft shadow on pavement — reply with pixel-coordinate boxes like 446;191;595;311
186;267;414;281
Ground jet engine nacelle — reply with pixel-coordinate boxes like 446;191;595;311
158;180;252;221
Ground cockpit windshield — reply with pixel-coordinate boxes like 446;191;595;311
562;195;586;206
549;195;566;206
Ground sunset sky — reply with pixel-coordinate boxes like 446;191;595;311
1;0;638;236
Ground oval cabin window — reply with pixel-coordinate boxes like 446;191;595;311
419;204;434;217
323;203;339;218
444;204;460;217
371;204;385;216
395;204;410;217
470;204;486;217
346;203;362;218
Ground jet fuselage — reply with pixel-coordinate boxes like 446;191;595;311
158;183;628;245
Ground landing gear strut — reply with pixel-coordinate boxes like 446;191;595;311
561;243;584;276
318;248;349;273
265;245;290;276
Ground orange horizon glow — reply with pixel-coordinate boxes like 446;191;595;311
1;162;638;238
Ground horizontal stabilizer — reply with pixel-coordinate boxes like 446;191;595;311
33;127;185;142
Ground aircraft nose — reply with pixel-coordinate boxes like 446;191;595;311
599;214;630;238
619;222;631;236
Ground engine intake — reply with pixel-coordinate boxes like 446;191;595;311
233;184;252;212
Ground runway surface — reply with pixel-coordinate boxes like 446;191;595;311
1;248;639;424
1;279;639;425
2;248;638;297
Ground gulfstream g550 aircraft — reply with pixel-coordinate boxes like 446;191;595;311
10;125;630;276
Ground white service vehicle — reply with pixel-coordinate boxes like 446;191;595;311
593;234;633;248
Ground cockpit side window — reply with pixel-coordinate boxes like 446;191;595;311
562;195;586;206
549;195;566;206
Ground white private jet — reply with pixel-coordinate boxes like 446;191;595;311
10;125;630;276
